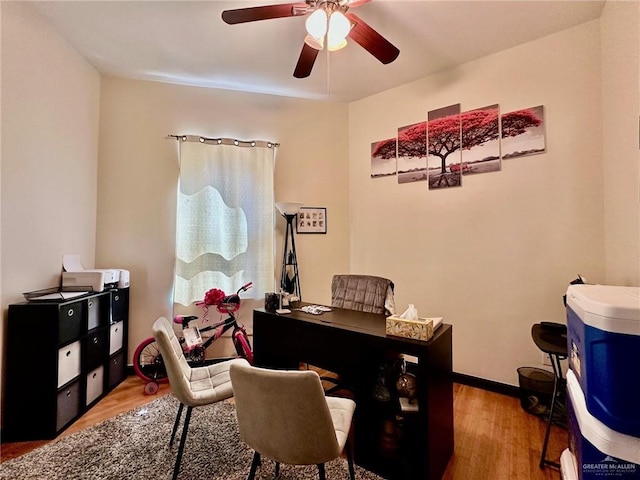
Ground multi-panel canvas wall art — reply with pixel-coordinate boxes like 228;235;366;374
397;122;427;184
501;105;546;159
371;138;397;178
427;104;462;190
371;103;547;191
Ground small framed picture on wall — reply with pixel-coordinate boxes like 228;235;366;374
297;207;327;234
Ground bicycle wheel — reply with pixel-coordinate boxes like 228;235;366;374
133;337;169;384
233;328;254;365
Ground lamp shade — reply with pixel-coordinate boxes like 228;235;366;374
275;202;303;216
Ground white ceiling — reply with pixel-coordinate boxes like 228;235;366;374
30;0;606;103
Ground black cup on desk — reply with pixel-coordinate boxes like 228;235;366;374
265;292;279;312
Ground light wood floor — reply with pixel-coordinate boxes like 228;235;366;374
0;375;566;479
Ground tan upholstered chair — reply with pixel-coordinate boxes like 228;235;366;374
331;274;395;316
229;359;357;480
152;317;246;480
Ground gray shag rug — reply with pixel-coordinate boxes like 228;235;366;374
1;394;386;480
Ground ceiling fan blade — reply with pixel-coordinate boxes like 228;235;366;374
222;3;308;25
293;43;319;78
345;12;399;65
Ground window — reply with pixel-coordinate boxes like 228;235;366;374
174;137;276;305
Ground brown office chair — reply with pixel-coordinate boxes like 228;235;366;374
230;359;356;480
331;274;395;316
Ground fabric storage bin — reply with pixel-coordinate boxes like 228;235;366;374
58;301;83;344
87;296;101;330
57;340;81;388
86;365;104;406
56;380;81;431
108;351;126;389
566;284;640;437
109;320;124;355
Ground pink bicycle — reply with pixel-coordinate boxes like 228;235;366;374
133;282;254;394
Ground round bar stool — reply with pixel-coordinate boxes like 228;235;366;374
531;322;568;469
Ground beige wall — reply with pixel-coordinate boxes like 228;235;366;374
1;1;638;421
601;0;640;286
96;78;349;359
1;2;101;419
349;21;607;385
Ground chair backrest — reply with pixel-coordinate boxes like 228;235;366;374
152;316;195;405
331;274;395;315
229;360;341;465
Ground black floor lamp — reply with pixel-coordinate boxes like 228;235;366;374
275;202;303;301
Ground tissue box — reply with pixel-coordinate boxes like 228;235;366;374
386;316;434;341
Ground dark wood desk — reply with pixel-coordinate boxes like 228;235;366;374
253;307;453;479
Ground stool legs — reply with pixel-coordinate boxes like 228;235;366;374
540;372;560;468
539;352;565;469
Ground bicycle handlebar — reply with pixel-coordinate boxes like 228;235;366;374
177;283;253;324
174;314;198;326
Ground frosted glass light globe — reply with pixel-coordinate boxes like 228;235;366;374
305;9;328;39
328;11;350;39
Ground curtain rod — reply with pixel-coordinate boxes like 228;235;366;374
168;134;279;148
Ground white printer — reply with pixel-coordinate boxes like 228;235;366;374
61;255;130;292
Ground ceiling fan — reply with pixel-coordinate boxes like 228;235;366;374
221;0;400;78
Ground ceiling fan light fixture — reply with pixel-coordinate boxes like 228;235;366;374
304;34;324;50
305;8;328;39
327;37;347;51
328;11;351;39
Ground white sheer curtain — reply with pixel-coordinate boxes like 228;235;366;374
174;138;275;306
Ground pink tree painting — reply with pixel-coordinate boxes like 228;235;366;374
397;121;427;184
461;104;501;174
370;138;397;178
427;104;462;190
370;103;546;187
501;105;545;159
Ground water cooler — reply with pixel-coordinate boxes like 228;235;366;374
561;285;640;480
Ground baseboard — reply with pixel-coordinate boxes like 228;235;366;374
125;364;520;398
453;372;520;398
